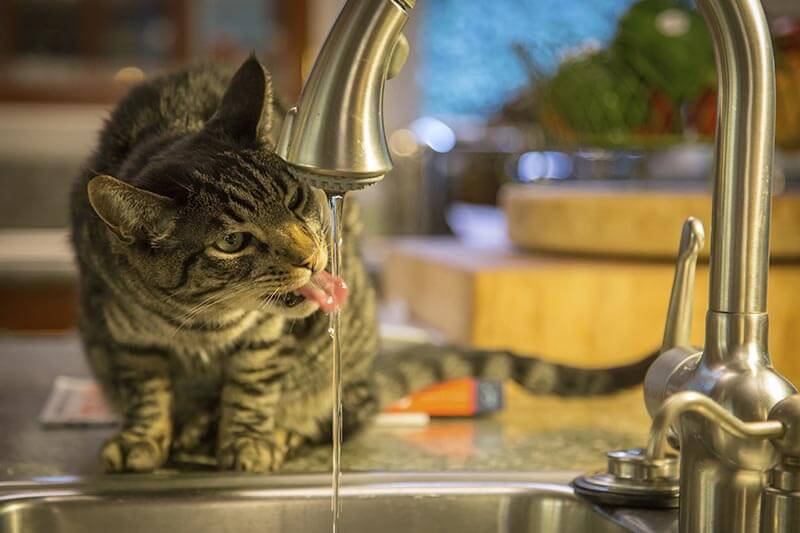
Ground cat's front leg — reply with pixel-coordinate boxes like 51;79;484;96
217;344;304;472
341;379;379;435
101;351;172;472
315;379;379;443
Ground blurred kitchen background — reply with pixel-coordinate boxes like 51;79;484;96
2;0;800;380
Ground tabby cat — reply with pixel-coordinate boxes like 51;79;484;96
70;56;657;473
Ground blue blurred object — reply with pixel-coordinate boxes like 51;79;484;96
419;0;637;117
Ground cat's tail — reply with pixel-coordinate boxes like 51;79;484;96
373;344;659;410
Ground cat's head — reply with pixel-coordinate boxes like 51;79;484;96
87;56;334;319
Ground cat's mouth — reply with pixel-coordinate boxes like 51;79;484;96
281;292;307;308
281;270;348;312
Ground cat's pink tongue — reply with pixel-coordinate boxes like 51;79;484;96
297;271;348;312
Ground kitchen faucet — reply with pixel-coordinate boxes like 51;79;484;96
276;0;800;531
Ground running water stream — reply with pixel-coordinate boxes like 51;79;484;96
327;193;345;533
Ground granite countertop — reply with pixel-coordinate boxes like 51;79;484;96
0;334;651;480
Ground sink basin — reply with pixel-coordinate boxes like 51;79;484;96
0;471;674;532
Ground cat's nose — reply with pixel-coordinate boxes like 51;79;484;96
294;250;323;272
299;256;316;271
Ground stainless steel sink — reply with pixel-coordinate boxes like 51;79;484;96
0;471;674;533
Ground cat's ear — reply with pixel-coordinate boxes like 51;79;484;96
88;175;176;245
206;55;274;143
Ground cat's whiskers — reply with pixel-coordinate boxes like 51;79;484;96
184;277;286;323
174;291;233;332
258;286;283;313
173;282;261;334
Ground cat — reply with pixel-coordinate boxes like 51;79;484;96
70;55;657;473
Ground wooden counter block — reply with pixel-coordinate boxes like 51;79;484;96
501;185;800;260
0;229;78;331
382;238;800;384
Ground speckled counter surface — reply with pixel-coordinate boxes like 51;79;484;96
0;335;651;480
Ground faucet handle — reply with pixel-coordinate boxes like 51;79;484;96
662;217;705;351
647;391;784;461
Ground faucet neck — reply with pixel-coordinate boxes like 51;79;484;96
700;0;775;317
702;310;770;368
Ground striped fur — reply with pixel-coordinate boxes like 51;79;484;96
71;57;378;472
71;56;655;474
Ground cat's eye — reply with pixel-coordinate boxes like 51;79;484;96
213;232;251;253
287;186;304;211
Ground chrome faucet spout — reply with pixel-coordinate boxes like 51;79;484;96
579;3;798;528
636;3;798;531
277;0;414;193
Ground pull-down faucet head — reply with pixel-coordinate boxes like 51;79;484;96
276;0;415;193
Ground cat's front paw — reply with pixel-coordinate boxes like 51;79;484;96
101;429;170;472
218;435;287;472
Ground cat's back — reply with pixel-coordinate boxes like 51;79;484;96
92;63;233;176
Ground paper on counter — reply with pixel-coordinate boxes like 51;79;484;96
39;376;118;427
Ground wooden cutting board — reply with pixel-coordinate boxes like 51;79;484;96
501;184;800;259
382;238;800;385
